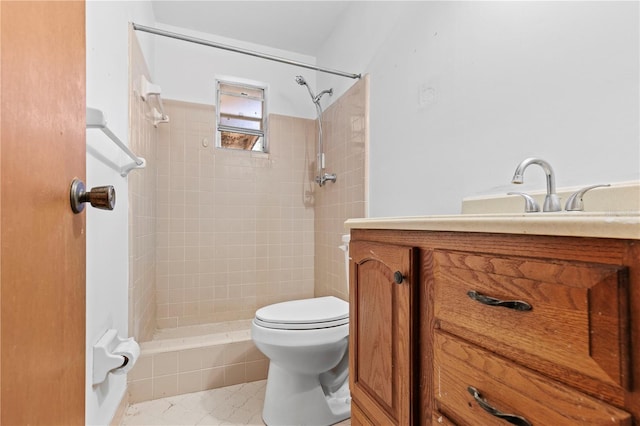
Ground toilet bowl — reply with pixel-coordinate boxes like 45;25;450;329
251;296;351;425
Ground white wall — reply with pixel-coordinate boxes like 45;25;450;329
85;2;155;424
317;1;639;216
152;23;320;118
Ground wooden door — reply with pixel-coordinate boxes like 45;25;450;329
349;241;416;425
1;2;86;424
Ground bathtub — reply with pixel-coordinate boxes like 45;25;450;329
127;320;268;403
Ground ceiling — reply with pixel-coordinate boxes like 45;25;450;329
151;1;351;56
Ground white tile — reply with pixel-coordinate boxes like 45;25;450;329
122;381;267;426
121;379;352;426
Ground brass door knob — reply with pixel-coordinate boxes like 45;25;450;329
70;178;116;213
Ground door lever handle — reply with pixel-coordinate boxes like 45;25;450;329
70;178;116;213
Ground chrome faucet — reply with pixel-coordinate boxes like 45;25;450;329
511;158;562;212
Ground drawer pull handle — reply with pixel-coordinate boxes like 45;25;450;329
467;386;532;426
467;290;532;311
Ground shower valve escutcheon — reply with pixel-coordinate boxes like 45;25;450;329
316;173;337;186
70;178;116;214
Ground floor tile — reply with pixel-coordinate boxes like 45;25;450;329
121;380;351;426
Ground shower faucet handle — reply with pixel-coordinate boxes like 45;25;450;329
315;173;337;187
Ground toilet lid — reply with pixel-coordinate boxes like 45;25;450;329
254;296;349;330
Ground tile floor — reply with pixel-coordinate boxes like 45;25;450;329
121;380;352;426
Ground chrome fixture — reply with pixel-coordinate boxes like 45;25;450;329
295;75;333;104
507;192;540;213
511;158;562;212
565;184;610;211
133;23;361;80
296;75;336;187
317;173;337;186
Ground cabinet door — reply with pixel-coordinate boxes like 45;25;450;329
351;402;375;426
349;241;415;425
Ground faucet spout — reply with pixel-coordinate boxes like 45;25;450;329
511;158;562;212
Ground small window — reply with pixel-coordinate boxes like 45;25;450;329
215;78;268;152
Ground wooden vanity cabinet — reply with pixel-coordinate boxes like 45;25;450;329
348;229;640;425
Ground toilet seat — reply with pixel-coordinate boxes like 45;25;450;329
255;296;349;330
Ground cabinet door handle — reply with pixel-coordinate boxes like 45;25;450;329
467;290;532;311
393;271;404;284
467;386;532;426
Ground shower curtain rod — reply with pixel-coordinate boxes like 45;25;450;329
132;23;362;80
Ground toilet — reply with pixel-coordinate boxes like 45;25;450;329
251;236;351;425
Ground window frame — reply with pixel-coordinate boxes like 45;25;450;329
215;77;268;153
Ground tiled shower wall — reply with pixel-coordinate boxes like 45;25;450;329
155;101;316;328
129;60;368;335
314;76;369;301
128;30;157;343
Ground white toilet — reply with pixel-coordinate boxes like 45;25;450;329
251;236;351;425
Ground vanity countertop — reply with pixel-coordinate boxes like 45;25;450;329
347;181;640;239
345;212;640;240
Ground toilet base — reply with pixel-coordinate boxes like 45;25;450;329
262;362;351;426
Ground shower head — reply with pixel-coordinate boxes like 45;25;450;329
296;74;317;105
296;75;332;106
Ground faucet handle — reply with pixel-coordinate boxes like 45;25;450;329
507;192;540;213
564;184;611;211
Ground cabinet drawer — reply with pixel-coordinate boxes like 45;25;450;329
433;331;631;426
432;411;456;425
433;250;629;402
